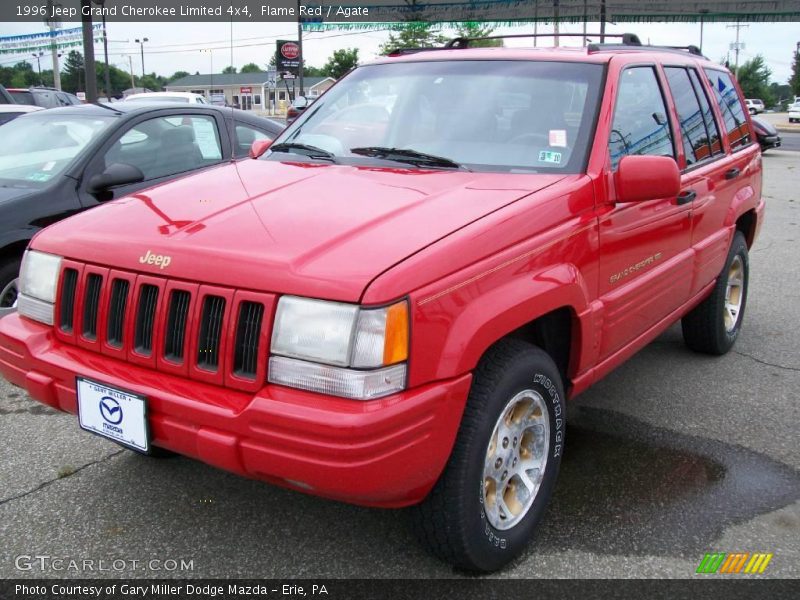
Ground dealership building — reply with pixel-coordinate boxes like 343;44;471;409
165;72;335;113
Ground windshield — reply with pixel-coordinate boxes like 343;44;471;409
9;91;35;105
0;113;115;186
271;60;604;173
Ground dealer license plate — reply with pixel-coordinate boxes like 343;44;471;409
76;377;149;452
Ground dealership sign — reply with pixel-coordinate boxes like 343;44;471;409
276;40;300;76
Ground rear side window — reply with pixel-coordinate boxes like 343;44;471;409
704;69;752;150
688;70;722;156
664;67;722;166
9;91;35;106
608;66;674;170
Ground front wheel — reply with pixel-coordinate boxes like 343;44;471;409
682;231;749;355
411;339;565;572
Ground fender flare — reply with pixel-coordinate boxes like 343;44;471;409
433;263;591;380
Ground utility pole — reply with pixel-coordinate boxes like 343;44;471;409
80;0;97;102
93;0;112;100
727;21;749;74
553;0;559;47
46;0;61;90
699;9;709;52
297;0;304;98
125;55;135;90
201;49;213;94
600;0;606;42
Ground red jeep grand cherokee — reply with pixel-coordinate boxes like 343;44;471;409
0;35;764;571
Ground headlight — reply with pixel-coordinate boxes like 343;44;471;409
269;296;409;400
17;250;63;325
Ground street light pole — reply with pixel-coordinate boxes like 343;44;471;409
135;37;148;85
32;52;44;85
200;49;213;95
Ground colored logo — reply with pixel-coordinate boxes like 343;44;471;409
281;42;300;59
99;396;123;425
696;552;773;574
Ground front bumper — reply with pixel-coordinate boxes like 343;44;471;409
0;314;471;507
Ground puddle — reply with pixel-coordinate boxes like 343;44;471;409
529;406;800;557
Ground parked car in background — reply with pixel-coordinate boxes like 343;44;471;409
744;99;764;114
0;104;44;126
751;116;781;151
8;87;82;108
125;92;208;104
789;101;800;123
285;95;315;124
0;103;282;317
0;84;15;104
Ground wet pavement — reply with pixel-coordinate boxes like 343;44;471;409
0;153;798;579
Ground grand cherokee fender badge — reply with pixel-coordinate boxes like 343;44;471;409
139;250;171;269
610;252;662;284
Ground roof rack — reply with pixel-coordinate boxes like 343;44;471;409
444;32;641;49
586;42;706;58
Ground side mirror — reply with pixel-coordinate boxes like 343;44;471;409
614;155;680;203
249;139;272;159
294;96;308;109
88;163;145;194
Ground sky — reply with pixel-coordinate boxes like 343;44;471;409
0;19;797;86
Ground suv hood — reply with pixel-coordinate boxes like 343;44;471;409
35;159;564;302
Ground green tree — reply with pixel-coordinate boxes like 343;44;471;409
790;49;800;97
222;65;237;74
168;70;190;82
734;55;775;107
61;50;85;93
322;48;359;79
379;22;446;54
453;22;503;47
241;62;262;73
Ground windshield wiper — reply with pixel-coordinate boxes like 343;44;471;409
349;147;468;170
269;142;336;162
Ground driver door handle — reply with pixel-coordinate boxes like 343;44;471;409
725;167;741;180
676;189;696;205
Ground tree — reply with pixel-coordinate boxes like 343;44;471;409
734;55;775;107
222;65;237;74
61;50;85;93
790;49;800;98
168;71;190;82
322;48;358;79
379;22;446;54
453;22;503;47
241;63;262;74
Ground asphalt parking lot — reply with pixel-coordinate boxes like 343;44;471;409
1;150;799;580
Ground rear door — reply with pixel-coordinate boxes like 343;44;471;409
597;61;693;360
687;68;759;294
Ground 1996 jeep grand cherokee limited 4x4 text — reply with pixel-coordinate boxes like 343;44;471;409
0;34;764;571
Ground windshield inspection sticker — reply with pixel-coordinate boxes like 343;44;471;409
538;151;562;164
42;161;56;172
549;129;567;147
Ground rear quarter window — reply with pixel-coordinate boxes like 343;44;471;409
703;69;752;151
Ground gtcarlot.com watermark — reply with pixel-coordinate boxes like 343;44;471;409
15;554;194;573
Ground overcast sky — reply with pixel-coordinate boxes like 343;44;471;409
1;20;797;86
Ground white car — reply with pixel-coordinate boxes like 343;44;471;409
0;104;44;126
124;92;208;104
745;99;764;115
789;102;800;123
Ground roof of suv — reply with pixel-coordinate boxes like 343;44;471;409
372;44;719;69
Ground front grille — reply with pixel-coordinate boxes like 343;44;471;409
233;301;264;379
55;262;271;391
59;269;78;333
164;290;190;363
106;279;129;348
82;274;103;340
134;284;159;355
197;295;226;371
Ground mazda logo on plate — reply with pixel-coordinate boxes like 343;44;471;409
99;396;123;425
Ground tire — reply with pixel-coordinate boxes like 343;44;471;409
0;258;21;318
682;231;749;355
411;339;566;572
